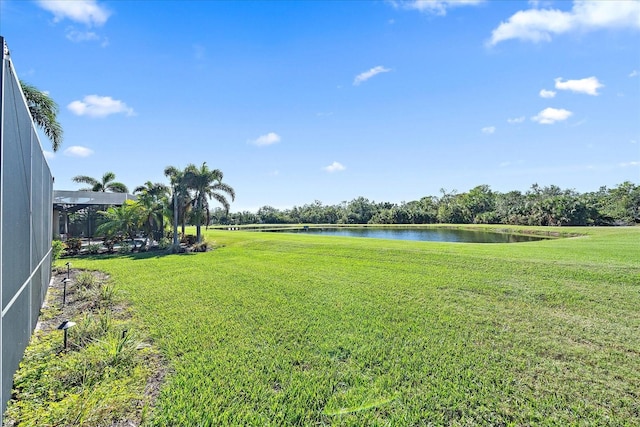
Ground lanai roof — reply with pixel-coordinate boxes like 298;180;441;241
53;190;136;212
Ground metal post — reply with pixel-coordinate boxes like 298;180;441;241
62;278;70;306
57;321;75;351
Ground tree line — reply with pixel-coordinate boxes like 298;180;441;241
212;182;639;227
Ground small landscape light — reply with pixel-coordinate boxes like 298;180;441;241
65;262;71;280
61;278;71;306
57;320;76;350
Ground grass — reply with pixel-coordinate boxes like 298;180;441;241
29;226;640;425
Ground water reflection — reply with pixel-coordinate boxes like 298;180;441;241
275;227;548;243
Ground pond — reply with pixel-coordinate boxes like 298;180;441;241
271;227;549;243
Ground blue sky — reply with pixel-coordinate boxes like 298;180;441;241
2;0;639;211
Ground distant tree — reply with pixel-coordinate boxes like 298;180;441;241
257;205;286;224
164;166;191;242
72;171;129;193
581;187;612;225
184;162;235;243
134;181;169;242
606;181;640;224
460;185;496;224
495;191;527;225
414;196;439;224
344;197;377;224
436;189;467;224
21;81;63;151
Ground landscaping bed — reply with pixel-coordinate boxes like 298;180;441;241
4;268;166;426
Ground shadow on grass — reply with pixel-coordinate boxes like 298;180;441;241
64;249;198;262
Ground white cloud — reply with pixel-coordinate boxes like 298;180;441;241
481;126;496;134
324;161;346;173
250;132;281;146
65;28;100;42
68;95;135;118
507;116;526;124
353;66;391;86
63;146;94;157
43;151;55;160
555;76;603;95
629;70;638;77
36;0;111;27
620;161;640;167
488;0;640;45
539;89;556;98
390;0;484;16
531;107;573;124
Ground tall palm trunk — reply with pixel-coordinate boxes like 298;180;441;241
195;194;203;243
173;193;179;246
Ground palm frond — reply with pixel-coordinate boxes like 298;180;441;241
107;182;129;193
72;175;99;186
20;81;63;151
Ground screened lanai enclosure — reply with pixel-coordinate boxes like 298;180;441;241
0;37;53;415
53;190;136;239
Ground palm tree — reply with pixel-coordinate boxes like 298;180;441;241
72;172;128;237
134;181;169;244
96;200;143;249
164;165;191;245
134;181;169;199
184;162;235;243
72;171;129;193
21;81;63;151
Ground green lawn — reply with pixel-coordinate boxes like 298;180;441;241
69;226;640;426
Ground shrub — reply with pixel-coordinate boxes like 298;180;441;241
118;243;131;254
76;271;99;290
66;238;82;254
70;311;112;349
103;235;124;253
193;241;208;252
52;239;66;260
87;244;101;254
158;237;171;250
182;234;197;245
103;331;139;368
